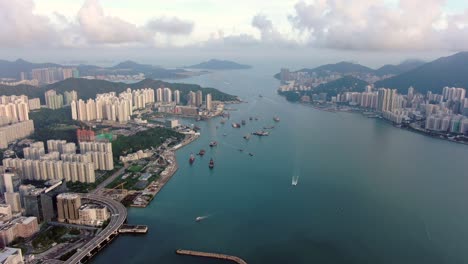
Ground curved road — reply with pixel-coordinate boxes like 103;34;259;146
66;194;127;264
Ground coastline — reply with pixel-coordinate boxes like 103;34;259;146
130;133;200;208
283;97;468;146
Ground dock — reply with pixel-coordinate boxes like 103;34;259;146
119;224;148;234
176;249;247;264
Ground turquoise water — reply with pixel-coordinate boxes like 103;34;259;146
93;67;468;263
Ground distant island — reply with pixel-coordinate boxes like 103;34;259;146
0;59;206;84
186;59;251;70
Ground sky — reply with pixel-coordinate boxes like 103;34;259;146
1;0;467;67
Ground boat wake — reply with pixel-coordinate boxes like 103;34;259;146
195;215;211;222
292;175;299;186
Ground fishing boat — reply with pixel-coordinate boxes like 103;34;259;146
209;141;217;147
273;116;280;122
189;153;195;164
253;130;269;136
209;158;214;169
198;149;206;156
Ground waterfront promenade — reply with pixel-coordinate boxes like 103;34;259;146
176;249;248;264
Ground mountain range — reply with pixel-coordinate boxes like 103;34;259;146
275;60;425;79
186;59;251;70
0;59;197;80
374;52;468;94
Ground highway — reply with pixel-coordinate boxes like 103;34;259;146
66;194;127;264
91;165;128;194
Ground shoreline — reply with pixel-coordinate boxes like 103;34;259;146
285;98;468;146
130;133;200;208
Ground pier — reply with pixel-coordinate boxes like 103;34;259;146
119;224;148;234
176;249;247;264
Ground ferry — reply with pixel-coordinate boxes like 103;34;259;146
253;130;269;136
273;116;280;122
198;149;206;156
232;123;241;128
209;158;214;169
189;154;195;164
209;141;218;147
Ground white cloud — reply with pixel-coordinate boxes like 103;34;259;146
146;17;194;35
289;0;468;50
76;0;152;44
0;0;58;47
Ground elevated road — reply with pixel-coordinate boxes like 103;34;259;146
66;194;127;264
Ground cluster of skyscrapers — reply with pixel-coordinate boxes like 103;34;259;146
71;88;155;123
0;95;36;149
330;86;468;134
3;140;114;184
25;67;79;85
44;90;77;109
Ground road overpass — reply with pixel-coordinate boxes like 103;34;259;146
65;194;127;264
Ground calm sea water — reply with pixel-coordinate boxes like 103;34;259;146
93;66;468;264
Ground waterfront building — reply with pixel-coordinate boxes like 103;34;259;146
57;193;81;224
196;91;203;107
206;94;212;111
174;90;181;105
156;88;163;102
78;203;110;226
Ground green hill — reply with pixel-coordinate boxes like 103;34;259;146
375;52;468;94
312;76;369;96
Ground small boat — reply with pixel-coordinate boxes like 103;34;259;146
259;94;263;98
223;133;227;136
193;125;201;131
196;116;202;121
209;141;217;147
238;149;244;152
241;120;246;126
189;153;195;164
198;149;206;156
243;134;251;140
220;119;226;124
263;126;275;130
249;153;254;157
253;130;269;136
195;216;203;222
273;116;280;122
249;117;253;121
209;158;214;169
232;123;241;128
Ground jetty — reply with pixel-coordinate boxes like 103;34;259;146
176;249;247;264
